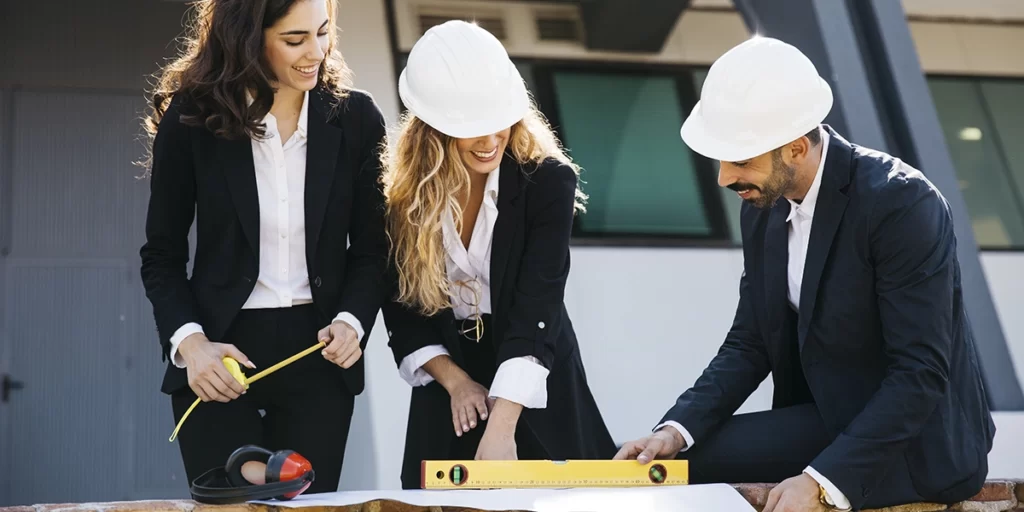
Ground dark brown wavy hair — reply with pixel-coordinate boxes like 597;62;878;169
138;0;353;174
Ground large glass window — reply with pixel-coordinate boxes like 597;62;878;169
531;64;730;243
928;76;1024;249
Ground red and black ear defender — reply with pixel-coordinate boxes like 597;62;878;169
189;445;315;504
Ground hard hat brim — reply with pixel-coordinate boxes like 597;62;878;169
399;67;531;139
680;77;834;162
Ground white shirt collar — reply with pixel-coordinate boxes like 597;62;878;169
244;90;309;139
787;127;830;222
484;165;501;204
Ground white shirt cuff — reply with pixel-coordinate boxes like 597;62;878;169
653;421;696;452
332;312;365;341
398;345;449;387
168;322;204;369
804;466;851;510
488;356;550;409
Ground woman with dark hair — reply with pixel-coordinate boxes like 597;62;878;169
139;0;389;492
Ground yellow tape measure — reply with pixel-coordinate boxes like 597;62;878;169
420;460;688;489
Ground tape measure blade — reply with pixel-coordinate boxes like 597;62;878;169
421;460;688;489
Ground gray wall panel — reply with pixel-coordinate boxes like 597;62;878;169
0;1;189;91
11;91;148;258
4;264;126;505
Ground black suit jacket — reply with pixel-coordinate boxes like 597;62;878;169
382;156;579;371
140;87;390;396
661;126;995;509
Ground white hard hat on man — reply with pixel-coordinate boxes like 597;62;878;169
398;19;529;139
680;36;834;162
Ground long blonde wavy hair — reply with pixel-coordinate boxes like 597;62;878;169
381;102;586;316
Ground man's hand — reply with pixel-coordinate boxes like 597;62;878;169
613;427;685;463
763;473;827;512
318;320;361;368
178;333;254;403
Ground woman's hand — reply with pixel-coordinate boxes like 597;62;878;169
448;377;491;437
474;398;523;460
318;320;362;368
178;333;254;403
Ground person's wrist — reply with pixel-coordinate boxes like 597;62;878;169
487;399;522;432
437;368;470;394
178;333;206;363
658;426;685;450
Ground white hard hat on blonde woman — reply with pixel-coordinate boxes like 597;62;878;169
680;36;834;162
398;20;529;139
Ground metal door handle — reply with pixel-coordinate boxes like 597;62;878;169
2;374;24;402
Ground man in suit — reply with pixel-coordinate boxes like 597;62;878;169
614;37;995;511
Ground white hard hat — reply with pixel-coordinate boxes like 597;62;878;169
680;36;833;162
398;20;529;139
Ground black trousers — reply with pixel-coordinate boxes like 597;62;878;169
676;404;925;510
170;304;355;495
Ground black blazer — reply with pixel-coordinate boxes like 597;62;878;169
382;156;580;375
140;87;390;396
661;126;995;509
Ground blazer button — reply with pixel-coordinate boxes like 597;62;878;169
538;322;545;329
314;276;322;287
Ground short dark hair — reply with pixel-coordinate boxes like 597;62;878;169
804;126;822;146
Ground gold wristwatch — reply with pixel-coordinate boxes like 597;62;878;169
819;484;850;510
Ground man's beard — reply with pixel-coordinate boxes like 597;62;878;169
728;150;795;209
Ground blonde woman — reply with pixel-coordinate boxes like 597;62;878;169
380;20;616;489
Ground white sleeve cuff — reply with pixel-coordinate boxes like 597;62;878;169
804;466;851;510
398;345;449;387
168;322;204;369
332;312;365;341
653;421;696;452
488;356;550;409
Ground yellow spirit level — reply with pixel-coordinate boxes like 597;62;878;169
421;460;689;489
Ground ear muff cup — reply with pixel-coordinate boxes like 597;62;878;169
266;449;314;499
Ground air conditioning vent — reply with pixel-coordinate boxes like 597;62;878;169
536;16;582;42
418;13;506;40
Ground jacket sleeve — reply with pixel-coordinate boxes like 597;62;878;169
809;171;955;509
381;299;446;368
139;97;202;360
658;246;771;443
495;161;578;369
334;91;391;345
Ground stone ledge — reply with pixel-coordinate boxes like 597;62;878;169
2;481;1021;512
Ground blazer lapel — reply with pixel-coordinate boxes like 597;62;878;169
304;90;343;268
797;129;852;346
218;135;260;258
763;201;791;340
489;155;523;308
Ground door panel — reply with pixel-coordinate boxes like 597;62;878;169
1;89;188;505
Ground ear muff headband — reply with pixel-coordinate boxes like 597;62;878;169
226;445;273;488
189;467;314;505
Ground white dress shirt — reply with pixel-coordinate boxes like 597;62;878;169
397;167;550;409
657;128;849;509
167;91;363;367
